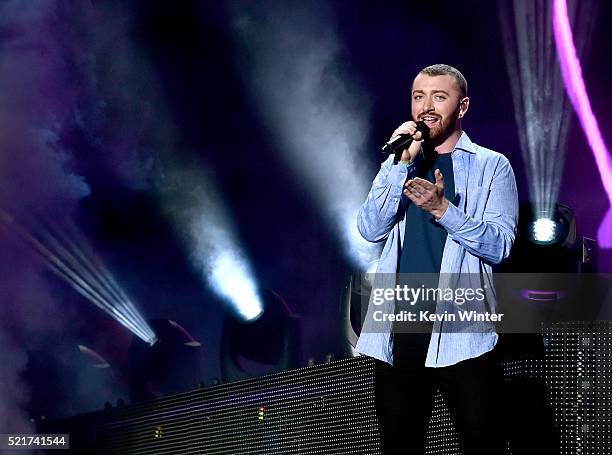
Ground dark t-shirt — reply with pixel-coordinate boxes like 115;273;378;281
394;152;455;349
399;152;455;274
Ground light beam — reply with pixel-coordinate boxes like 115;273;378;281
192;210;263;322
0;211;157;345
160;167;263;322
499;0;597;221
231;3;380;271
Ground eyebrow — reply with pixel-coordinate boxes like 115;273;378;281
412;89;451;95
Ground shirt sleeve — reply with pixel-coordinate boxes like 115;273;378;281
357;155;418;243
436;156;519;264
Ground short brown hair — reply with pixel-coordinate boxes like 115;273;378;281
418;64;468;98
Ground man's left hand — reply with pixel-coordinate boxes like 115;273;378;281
403;169;449;220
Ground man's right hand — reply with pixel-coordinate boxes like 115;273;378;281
389;121;424;163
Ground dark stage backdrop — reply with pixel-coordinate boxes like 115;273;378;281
0;0;610;424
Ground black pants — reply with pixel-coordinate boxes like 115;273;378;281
374;333;506;455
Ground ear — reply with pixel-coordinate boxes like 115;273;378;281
458;97;470;119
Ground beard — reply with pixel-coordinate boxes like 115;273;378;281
418;105;461;145
428;115;456;143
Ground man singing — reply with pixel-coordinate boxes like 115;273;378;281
356;64;519;454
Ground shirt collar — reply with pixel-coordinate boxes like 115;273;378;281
453;131;476;154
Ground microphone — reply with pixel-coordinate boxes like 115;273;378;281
381;121;430;154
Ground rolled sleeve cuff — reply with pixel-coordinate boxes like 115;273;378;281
387;161;416;194
436;201;467;234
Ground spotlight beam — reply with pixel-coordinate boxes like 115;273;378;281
38;224;152;341
190;206;263;322
160;168;263;322
44;222;147;329
499;0;572;218
31;225;148;340
499;0;597;221
39;237;151;342
231;5;380;270
0;210;156;344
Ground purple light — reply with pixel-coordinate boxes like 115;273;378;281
553;0;612;247
520;290;565;303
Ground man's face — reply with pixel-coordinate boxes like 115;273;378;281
411;73;464;144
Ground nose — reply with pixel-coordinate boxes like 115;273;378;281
423;96;434;112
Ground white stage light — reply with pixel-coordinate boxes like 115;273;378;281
210;252;263;322
191;209;263;322
163;168;263;322
532;217;557;244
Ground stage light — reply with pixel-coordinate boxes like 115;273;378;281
220;290;302;382
531;218;557;244
161;167;264;322
208;251;263;321
168;320;201;347
77;344;111;369
128;319;202;402
503;202;588;273
191;212;264;322
523;203;575;248
340;264;375;357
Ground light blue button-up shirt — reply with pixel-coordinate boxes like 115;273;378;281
355;132;519;367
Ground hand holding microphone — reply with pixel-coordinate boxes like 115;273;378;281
382;120;429;163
